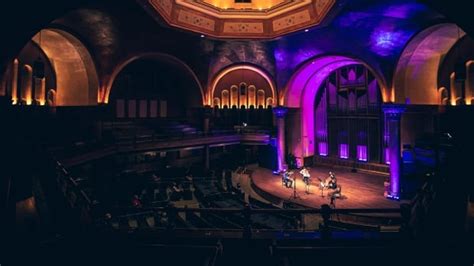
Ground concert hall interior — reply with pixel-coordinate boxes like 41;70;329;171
1;0;474;264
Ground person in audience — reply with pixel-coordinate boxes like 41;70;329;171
131;194;143;208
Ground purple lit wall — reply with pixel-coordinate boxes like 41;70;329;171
284;56;363;158
357;145;368;161
339;144;349;159
318;142;328;156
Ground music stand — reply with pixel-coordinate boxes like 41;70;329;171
317;177;325;198
289;174;301;200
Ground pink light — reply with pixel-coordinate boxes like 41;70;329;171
318;142;328;156
357;145;368;161
340;144;349;159
385;147;390;164
284;56;358;158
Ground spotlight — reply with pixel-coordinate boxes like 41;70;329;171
200;34;205;38
304;29;309;33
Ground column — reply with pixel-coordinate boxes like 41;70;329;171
20;64;33;105
273;106;288;172
34;77;46;105
11;59;19;104
203;105;212;135
382;104;405;199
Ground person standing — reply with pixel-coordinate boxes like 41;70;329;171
300;167;311;194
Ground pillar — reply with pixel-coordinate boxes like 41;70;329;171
203;105;212;135
20;64;33;105
11;59;19;104
34;77;46;105
382;104;405;199
273;106;288;172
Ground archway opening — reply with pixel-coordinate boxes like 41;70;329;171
4;28;99;106
284;55;386;160
393;23;466;105
108;55;203;119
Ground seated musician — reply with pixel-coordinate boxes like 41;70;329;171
282;170;294;188
327;171;337;189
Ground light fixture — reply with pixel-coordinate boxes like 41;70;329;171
200;34;205;38
304;29;309;32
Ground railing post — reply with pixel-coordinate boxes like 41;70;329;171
320;204;332;240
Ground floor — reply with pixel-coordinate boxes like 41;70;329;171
251;166;402;209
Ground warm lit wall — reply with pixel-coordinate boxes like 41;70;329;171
32;29;99;106
393;24;465;105
212;68;274;108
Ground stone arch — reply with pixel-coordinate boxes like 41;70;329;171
105;53;204;105
283;54;387;158
209;64;276;108
393;23;466;105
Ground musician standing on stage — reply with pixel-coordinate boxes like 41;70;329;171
299;167;311;193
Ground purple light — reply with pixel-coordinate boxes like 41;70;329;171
284;56;359;158
385;147;390;164
340;144;349;159
318;142;328;156
357;145;368;161
370;28;411;57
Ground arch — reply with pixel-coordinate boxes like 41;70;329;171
221;89;230;108
248;85;256;108
230;85;239;108
213;97;221;108
257;89;265;108
439;87;449;105
105;53;204;105
209;64;276;107
393;23;466;105
283;54;387;158
31;28;99;106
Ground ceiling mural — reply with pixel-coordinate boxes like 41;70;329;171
141;0;336;38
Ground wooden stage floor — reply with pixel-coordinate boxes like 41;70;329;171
251;166;402;209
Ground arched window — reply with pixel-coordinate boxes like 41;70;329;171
230;85;238;108
239;82;248;108
266;97;273;108
439;87;449;105
213;97;221;108
248;85;256;108
221;90;229;108
257;89;265;108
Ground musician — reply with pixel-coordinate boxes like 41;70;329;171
299;167;311;193
282;170;294;188
327;171;337;189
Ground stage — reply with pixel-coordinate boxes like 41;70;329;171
251;167;402;209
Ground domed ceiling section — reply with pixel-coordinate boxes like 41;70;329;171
142;0;336;38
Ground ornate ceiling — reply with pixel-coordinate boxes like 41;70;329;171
143;0;336;39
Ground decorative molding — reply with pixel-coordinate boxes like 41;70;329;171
178;10;215;31
314;0;332;16
223;22;264;34
145;0;336;39
272;10;311;32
